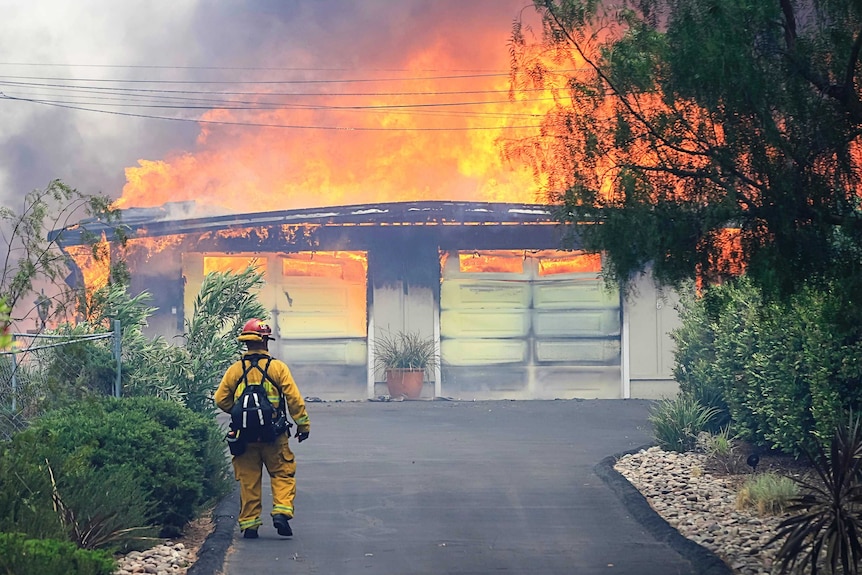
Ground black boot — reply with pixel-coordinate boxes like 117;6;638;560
243;527;259;539
272;514;292;537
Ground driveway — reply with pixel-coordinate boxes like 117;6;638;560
193;400;728;575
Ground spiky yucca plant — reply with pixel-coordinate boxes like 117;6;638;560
769;412;862;575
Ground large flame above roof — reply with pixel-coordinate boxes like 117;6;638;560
114;3;552;214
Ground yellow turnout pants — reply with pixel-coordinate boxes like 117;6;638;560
233;433;296;530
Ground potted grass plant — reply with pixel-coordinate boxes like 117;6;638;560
373;331;439;399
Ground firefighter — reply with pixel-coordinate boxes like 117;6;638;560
214;318;311;539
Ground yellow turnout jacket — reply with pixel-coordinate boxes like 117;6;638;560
215;350;310;433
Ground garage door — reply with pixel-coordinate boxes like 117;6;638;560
182;251;369;400
274;251;367;366
440;250;621;399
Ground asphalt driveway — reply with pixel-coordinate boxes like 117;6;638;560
191;399;729;575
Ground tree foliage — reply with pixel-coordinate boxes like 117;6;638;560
509;0;862;297
81;266;266;412
0;298;11;350
0;180;123;325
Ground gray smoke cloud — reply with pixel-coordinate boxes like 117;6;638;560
0;0;533;207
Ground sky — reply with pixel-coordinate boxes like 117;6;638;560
0;0;544;215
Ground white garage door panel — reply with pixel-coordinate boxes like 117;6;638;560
533;280;619;309
439;309;530;338
440;280;531;309
277;313;365;339
441;338;528;365
533;309;620;337
279;340;367;365
535;339;620;363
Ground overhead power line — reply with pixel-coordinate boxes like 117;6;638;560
0;94;545;132
0;62;512;73
0;77;545;98
0;64;573;131
0;72;511;85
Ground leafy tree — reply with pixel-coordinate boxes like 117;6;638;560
508;0;862;299
82;266;266;412
178;266;267;413
0;180;123;326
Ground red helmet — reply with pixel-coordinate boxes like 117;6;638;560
238;318;273;342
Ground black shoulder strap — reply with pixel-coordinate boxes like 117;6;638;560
238;355;285;410
239;354;270;385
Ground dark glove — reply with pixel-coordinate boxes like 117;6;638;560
295;430;309;443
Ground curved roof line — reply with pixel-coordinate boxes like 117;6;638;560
53;200;560;245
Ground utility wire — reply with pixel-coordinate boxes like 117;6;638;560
0;65;569;130
4;93;555;112
0;78;545;98
0;62;512;73
0;72;511;84
1;93;544;131
0;92;545;119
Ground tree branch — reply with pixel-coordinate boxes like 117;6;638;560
540;3;709;162
779;0;796;51
780;0;862;123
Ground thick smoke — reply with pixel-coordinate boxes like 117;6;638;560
0;1;533;211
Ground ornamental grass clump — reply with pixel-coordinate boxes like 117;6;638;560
736;473;798;515
373;331;439;373
649;395;720;453
700;427;749;474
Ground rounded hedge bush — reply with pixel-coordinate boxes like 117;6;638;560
0;532;115;575
12;396;231;538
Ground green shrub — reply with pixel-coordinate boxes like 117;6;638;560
0;422;157;550
49;464;158;550
671;283;731;431
0;436;66;542
674;277;862;456
10;396;231;538
649;396;720;452
0;532;115;575
41;324;118;402
736;473;798;515
700;427;733;457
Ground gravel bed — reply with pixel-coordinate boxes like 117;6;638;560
114;542;194;575
614;446;788;575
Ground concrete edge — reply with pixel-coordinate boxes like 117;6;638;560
185;483;239;575
593;445;733;575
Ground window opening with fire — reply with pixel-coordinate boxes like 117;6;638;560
203;256;267;277
277;251;368;340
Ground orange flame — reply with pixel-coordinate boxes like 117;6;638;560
281;252;367;282
538;252;601;276
203;256;267;276
114;14;552;214
458;251;525;274
66;239;111;314
124;235;185;263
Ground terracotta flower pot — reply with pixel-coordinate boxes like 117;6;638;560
385;368;425;399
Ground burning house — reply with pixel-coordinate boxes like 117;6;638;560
56;200;680;401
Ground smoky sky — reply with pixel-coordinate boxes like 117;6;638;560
0;0;533;208
192;1;529;69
